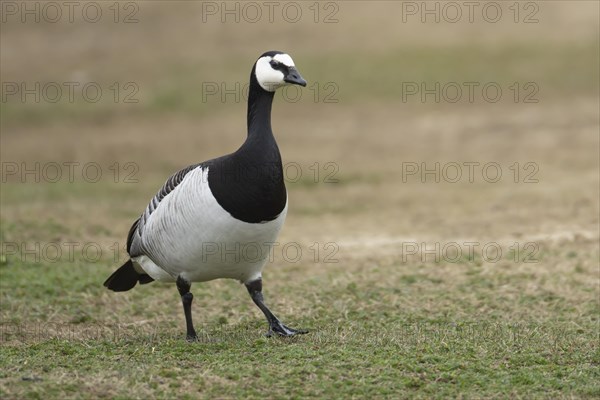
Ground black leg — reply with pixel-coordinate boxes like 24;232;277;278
245;278;308;337
176;276;197;341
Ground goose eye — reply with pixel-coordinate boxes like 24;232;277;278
269;60;278;68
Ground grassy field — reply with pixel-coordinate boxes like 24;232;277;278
1;1;599;398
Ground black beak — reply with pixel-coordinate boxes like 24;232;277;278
284;67;307;87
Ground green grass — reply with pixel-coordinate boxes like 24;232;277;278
1;322;597;399
1;232;598;398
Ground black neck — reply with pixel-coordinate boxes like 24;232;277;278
206;66;287;224
237;71;281;166
246;74;275;142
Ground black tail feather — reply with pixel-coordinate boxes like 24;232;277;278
104;259;154;292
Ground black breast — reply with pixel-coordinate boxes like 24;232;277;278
206;153;287;223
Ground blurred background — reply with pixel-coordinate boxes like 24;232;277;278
2;0;599;307
0;1;599;396
1;1;599;294
2;1;597;244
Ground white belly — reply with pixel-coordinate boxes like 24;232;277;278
133;167;287;284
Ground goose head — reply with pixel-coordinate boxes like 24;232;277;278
253;51;307;92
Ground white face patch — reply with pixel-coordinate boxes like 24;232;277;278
273;53;295;67
254;53;296;92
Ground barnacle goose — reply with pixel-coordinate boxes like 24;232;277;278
104;51;308;340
